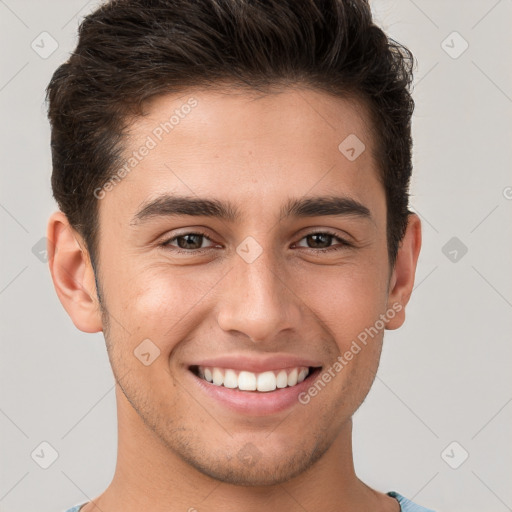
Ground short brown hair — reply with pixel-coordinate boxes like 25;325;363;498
46;0;415;271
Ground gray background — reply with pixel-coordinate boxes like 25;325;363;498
1;1;511;511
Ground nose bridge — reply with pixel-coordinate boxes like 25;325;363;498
217;242;299;342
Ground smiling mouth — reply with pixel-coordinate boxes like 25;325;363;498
189;365;321;392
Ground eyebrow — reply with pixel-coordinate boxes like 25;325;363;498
131;194;372;225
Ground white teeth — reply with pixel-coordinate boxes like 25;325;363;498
257;371;277;392
287;368;298;386
297;368;308;383
212;368;223;386
223;369;238;389
276;370;288;388
196;366;312;392
238;371;257;391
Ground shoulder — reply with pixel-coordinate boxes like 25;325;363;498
387;491;437;512
63;505;88;512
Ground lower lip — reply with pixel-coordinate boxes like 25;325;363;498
187;368;322;416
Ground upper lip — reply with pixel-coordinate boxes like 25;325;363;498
188;354;323;373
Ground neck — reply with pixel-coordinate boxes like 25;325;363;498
83;385;394;512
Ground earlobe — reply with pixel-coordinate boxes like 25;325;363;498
385;213;422;331
47;211;103;333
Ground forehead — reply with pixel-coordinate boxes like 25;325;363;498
101;86;383;225
135;85;375;159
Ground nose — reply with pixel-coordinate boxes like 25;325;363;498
216;246;302;343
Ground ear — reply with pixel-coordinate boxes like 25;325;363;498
385;213;422;330
47;211;103;333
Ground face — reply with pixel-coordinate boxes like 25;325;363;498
89;87;399;485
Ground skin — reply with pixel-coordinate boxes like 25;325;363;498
48;86;421;512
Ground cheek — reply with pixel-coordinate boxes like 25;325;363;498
292;262;387;347
105;263;227;353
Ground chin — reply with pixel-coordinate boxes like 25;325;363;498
190;457;308;486
172;433;331;487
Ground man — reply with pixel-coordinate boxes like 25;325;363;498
46;0;433;510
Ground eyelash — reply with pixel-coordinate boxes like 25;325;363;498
160;229;352;254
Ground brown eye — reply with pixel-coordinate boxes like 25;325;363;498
175;234;204;250
305;233;334;249
161;231;216;252
295;231;351;252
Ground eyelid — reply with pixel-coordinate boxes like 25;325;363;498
160;230;218;250
293;229;352;249
160;228;352;254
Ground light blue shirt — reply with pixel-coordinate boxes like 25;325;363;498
64;491;436;511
